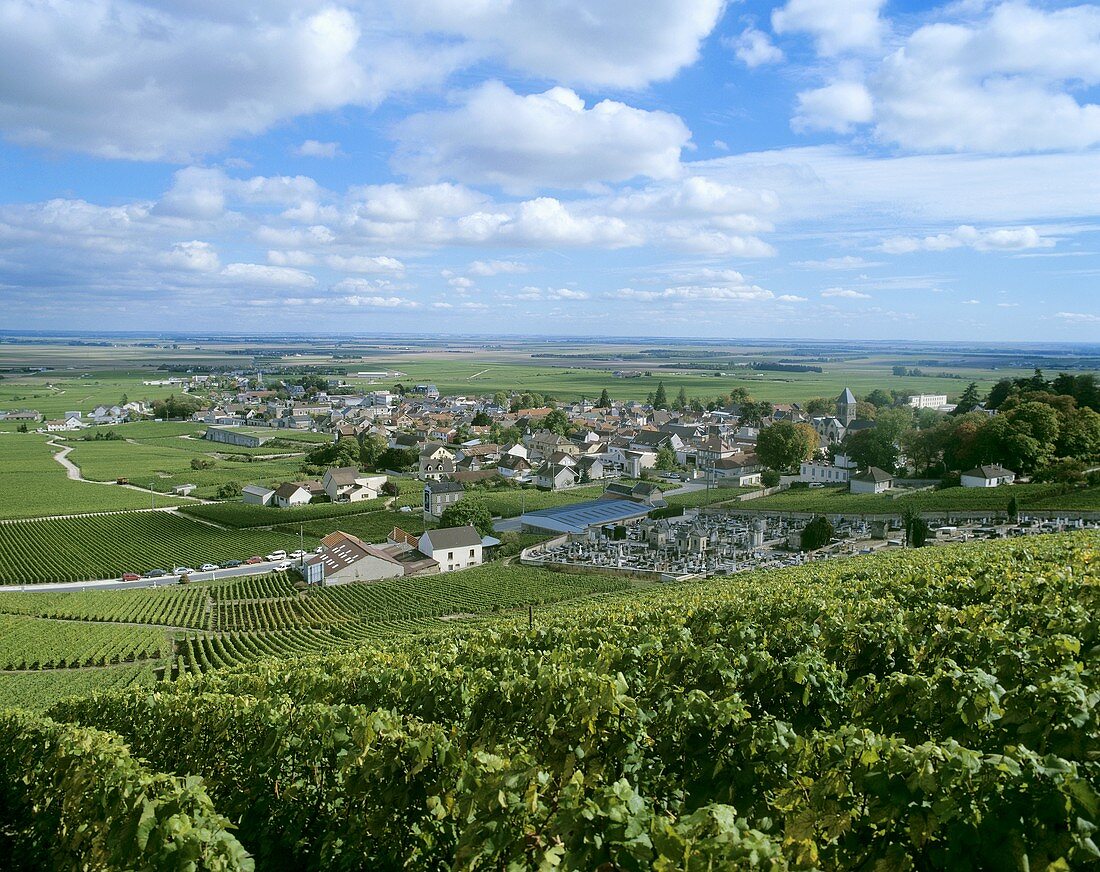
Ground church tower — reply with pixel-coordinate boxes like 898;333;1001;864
837;387;857;426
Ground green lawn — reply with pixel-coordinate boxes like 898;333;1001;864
0;434;187;519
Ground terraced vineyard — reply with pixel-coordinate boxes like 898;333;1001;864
0;616;168;669
0;584;210;628
0;511;308;583
180;498;387;528
26;532;1097;870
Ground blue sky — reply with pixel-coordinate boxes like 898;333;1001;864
1;0;1098;339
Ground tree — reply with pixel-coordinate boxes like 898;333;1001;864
1007;494;1019;520
761;469;781;488
16;423;27;433
217;481;242;499
597;388;611;409
381;481;400;497
985;379;1015;410
543;409;569;436
472;411;491;427
653;381;668;410
901;506;929;547
674;386;688;411
655;445;677;471
953;382;982;415
842;428;900;474
492;391;509;408
377;447;417;472
756;421;818;471
892;365;907;376
800;515;834;551
439;496;493;537
358;433;388;468
804;397;833;417
865;389;892;408
1057;407;1100;461
855;401;878;421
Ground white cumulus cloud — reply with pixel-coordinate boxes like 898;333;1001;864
772;0;886;55
392;82;691;192
881;225;1054;254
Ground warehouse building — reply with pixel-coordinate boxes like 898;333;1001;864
518;499;654;535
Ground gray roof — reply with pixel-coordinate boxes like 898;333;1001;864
426;480;464;494
838;388;857;405
325;466;360;485
421;525;482;550
242;485;274;496
851;466;893;483
963;464;1015;478
275;482;308;499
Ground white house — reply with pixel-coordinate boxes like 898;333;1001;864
418;443;455;480
849;467;894;494
535;462;579;491
961;465;1017;488
274;482;312;508
322;467;387;503
417;526;483;572
800;453;857;484
242;484;275;506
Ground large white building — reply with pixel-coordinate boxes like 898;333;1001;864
417;526;484;572
907;394;948;409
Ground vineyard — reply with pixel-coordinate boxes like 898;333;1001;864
23;532;1098;870
179;497;387;528
0;615;168;669
0;511;308;583
0;584;210;628
741;482;1100;515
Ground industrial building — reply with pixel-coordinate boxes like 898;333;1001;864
518;499;654;535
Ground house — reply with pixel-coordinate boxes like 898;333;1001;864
305;530;406;585
849;467;894;494
961;465;1017;488
527;430;578;461
424;480;464;520
535;462;579;491
44;417;85;432
497;455;533;481
907;394;948;409
322;467;387;502
629;430;683;454
242;485;275;506
710;451;762;486
418;443;455;480
416;526;484;572
800;457;854;484
602;482;667;508
0;409;42;422
274;482;312;508
576;455;605;481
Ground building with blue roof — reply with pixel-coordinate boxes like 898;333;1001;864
518;499;653;534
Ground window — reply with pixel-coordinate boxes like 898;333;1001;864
469;549;475;558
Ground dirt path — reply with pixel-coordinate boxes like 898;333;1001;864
45;438;211;502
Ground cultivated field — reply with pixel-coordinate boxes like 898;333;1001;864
0;435;187;519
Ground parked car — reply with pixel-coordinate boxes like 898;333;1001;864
313;546;324;554
245;556;264;565
174;567;196;576
289;550;307;559
121;573;141;581
199;563;218;572
220;559;242;568
143;568;168;578
274;560;293;571
265;550;287;562
808;482;825;489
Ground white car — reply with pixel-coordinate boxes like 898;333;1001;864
274;560;293;571
265;550;287;562
173;567;196;575
289;550;307;559
199;563;218;572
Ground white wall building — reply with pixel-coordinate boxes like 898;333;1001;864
907;394;948;409
417;526;483;572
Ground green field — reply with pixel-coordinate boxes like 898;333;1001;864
24;532;1098;870
0;434;187;519
179;498;387;528
0;511;309;583
739;482;1100;515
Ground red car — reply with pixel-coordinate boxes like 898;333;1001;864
121;573;141;581
245;556;264;565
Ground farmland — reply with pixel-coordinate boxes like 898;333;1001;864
22;531;1098;870
0;511;308;583
0;435;187;519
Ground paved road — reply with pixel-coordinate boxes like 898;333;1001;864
0;559;309;593
45;437;211;502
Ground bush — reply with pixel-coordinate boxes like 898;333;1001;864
800;515;833;551
761;470;781;488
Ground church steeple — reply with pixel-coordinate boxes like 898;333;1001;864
837;387;857;426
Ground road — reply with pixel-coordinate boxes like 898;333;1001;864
46;437;210;502
0;558;309;593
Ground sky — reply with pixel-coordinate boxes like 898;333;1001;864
0;0;1098;340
